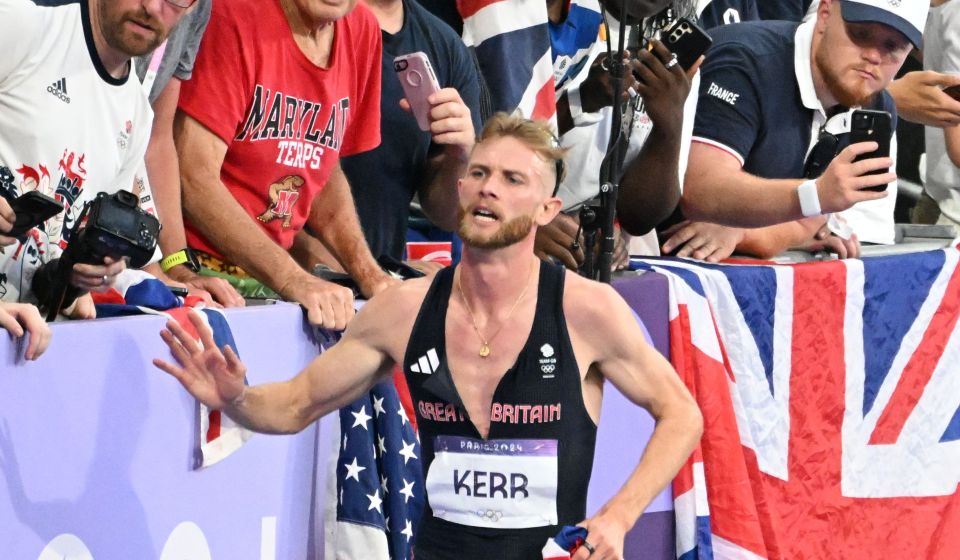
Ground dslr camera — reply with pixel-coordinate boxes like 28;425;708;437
65;190;160;269
34;190;160;319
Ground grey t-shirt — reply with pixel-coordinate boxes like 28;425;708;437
134;0;211;102
32;0;211;102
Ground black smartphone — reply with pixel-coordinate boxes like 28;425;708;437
850;109;892;191
5;191;63;238
169;286;189;298
944;85;960;102
378;254;426;279
662;17;713;71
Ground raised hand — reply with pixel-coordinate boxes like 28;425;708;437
154;310;247;409
815;142;894;214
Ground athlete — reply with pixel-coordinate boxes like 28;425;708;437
155;113;702;560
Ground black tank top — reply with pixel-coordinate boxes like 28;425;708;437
404;261;598;560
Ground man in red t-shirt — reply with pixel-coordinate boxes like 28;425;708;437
176;0;395;329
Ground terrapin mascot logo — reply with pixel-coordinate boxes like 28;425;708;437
257;175;304;227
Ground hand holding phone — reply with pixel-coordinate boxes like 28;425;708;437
661;17;713;71
394;52;441;131
6;191;63;239
849;109;893;191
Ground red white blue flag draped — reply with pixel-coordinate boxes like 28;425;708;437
634;250;960;559
320;324;424;559
457;0;557;121
329;382;424;560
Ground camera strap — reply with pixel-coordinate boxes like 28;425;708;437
42;201;93;321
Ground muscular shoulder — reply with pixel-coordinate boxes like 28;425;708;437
562;272;632;335
346;276;434;357
562;273;655;375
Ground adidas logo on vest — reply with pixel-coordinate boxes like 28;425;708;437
410;348;439;374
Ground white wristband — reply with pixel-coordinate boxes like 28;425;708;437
797;179;822;217
566;86;603;127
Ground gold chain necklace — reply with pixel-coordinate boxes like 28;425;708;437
457;261;535;358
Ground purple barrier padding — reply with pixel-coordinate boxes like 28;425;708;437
625;510;676;558
0;273;674;559
613;271;671;359
584;272;673;560
0;303;325;559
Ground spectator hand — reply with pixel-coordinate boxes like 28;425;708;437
0;197;15;246
154;310;247;410
661;220;745;263
62;293;96;320
183;275;245;308
816;142;894;214
535;212;584;271
887;71;960;128
580;50;634;113
630;40;701;136
0;302;51;360
358;270;401;301
400;88;475;155
70;256;126;293
613;226;630;271
281;272;356;330
796;222;861;259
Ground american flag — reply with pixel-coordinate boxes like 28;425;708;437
328;381;425;559
634;250;960;559
457;0;557;121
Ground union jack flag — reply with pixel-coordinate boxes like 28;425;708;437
635;250;960;559
105;273;253;468
457;0;557;121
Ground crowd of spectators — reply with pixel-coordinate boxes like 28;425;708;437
2;0;960;358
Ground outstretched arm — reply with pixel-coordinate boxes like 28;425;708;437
886;71;960;128
682;141;894;227
306;164;397;299
153;285;411;434
568;281;702;560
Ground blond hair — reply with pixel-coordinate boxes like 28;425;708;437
476;113;567;194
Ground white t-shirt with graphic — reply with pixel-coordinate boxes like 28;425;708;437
0;0;155;303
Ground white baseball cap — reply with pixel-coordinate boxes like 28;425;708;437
840;0;929;48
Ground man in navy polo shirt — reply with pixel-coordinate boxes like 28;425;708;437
699;0;759;29
662;0;927;262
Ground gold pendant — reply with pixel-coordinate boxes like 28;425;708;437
479;343;491;358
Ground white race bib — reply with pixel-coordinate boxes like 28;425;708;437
425;436;559;529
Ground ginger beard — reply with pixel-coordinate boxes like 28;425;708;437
97;0;168;57
814;43;879;108
457;206;536;250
